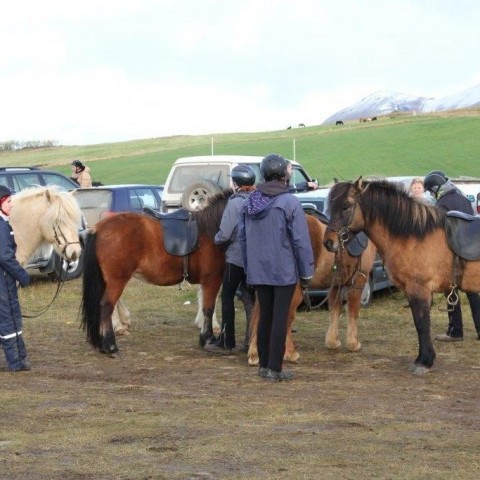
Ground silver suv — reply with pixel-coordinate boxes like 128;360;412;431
0;167;85;280
160;155;320;213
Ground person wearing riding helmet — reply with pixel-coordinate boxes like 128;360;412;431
204;165;257;355
424;170;480;342
70;159;93;188
0;185;31;372
239;154;314;382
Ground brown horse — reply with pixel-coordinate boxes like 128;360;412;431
81;191;230;354
247;212;377;365
323;178;480;374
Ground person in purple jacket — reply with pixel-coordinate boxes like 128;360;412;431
239;154;314;382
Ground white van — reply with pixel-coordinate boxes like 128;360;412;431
160;155;318;213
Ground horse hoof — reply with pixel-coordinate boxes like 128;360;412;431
411;364;431;375
248;355;259;366
325;340;341;350
284;352;300;363
347;342;362;352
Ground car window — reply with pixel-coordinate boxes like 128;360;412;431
291;167;310;185
168;164;230;193
130;188;159;209
75;190;113;209
245;163;262;184
10;172;42;191
40;172;78;191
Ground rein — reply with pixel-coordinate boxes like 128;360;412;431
53;224;81;255
21;259;68;318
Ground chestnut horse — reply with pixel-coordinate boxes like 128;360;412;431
323;178;480;374
247;212;377;365
81;191;230;355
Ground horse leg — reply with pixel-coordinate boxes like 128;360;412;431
194;287;220;331
283;285;302;363
199;278;222;347
247;300;260;366
112;298;132;336
99;294;119;356
345;286;362;352
239;283;255;349
325;286;342;349
408;294;436;374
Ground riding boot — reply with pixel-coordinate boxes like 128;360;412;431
1;337;24;371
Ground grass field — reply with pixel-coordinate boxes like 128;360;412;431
1;109;480;186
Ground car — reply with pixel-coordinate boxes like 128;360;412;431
0;166;85;280
73;184;164;227
160;155;318;213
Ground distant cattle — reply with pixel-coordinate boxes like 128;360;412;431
335;120;344;126
298;123;305;127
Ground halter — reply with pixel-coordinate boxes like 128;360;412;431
53;222;81;256
327;193;359;250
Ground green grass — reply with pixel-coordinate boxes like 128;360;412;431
1;110;479;185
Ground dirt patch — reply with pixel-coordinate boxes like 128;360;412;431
1;278;480;479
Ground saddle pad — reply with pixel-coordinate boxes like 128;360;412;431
346;231;368;257
143;207;199;256
445;213;480;261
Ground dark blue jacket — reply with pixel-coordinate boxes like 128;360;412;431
436;182;474;215
239;181;314;286
0;217;30;333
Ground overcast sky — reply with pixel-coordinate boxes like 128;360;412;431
1;0;479;146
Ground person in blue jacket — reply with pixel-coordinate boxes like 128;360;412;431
0;185;31;372
205;165;256;355
424;170;480;341
239;154;314;382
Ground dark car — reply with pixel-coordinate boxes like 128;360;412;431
0;166;85;280
73;184;164;227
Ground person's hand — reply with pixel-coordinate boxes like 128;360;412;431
300;277;311;288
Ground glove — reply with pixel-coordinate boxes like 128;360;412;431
300;277;312;288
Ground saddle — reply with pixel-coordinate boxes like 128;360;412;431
346;231;368;257
445;211;480;261
143;207;199;256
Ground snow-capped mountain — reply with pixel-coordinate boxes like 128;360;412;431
323;83;480;124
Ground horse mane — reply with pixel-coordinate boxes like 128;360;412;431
14;186;82;227
330;180;445;239
361;180;445;238
194;188;233;239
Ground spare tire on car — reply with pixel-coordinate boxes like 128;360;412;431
181;181;222;211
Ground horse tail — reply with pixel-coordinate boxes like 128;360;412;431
81;231;105;349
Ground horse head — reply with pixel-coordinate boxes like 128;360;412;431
323;177;366;253
40;188;83;262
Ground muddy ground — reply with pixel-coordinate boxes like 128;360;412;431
1;277;480;479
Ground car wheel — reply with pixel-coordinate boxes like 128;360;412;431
181;181;222;211
360;275;374;307
48;251;84;281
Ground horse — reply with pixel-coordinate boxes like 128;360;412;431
80;190;230;355
247;212;377;365
323;178;480;374
335;120;344;126
10;187;82;267
298;123;306;127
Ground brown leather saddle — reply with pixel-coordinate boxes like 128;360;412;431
445;211;480;261
143;207;199;256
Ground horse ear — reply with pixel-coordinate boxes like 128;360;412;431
354;176;364;191
45;188;52;203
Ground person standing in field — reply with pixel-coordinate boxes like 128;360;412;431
239;153;314;382
0;185;31;372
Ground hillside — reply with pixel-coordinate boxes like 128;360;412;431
1;111;479;186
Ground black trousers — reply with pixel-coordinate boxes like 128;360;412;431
256;283;296;372
446;290;480;337
216;263;249;349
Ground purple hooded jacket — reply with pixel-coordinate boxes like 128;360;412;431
238;180;314;286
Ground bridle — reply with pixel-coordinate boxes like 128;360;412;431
53;222;81;256
326;193;360;251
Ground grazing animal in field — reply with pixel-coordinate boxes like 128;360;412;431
298;123;305;127
371;116;377;121
335;120;344;126
324;178;480;374
287;126;292;129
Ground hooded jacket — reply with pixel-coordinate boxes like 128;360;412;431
436;181;473;215
239;181;314;286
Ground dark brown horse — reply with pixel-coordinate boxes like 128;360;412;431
81;191;231;354
247;212;377;365
323;178;480;374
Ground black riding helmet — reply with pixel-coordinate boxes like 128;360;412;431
424;170;448;197
0;185;13;199
231;165;255;186
260;153;288;181
71;160;84;168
